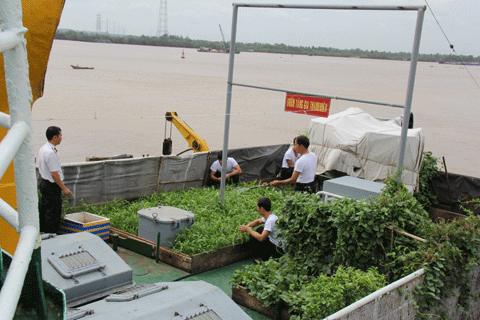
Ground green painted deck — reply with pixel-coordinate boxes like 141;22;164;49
113;245;270;320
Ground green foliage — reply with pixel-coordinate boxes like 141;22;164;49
285;266;386;320
415;151;440;211
63;183;288;255
231;258;386;319
233;175;480;318
331;175;431;280
231;256;313;307
276;192;336;275
409;211;480;317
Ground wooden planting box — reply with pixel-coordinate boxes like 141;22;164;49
109;227;253;273
429;207;467;223
232;286;291;320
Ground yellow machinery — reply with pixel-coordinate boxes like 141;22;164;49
164;111;209;155
0;0;66;255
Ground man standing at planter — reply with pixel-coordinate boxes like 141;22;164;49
270;135;317;193
38;126;72;233
239;197;283;262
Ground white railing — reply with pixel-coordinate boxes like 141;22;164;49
0;0;41;318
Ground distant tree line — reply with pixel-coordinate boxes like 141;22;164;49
55;29;479;63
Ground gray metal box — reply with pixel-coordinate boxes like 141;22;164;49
322;176;385;201
70;281;252;320
137;206;194;248
41;232;133;307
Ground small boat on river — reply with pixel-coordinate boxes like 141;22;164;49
71;64;94;69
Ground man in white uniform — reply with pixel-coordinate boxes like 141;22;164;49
271;135;317;193
239;197;283;262
279;138;301;180
38;126;72;233
209;151;242;186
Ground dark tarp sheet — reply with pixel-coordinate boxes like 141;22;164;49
54;144;289;206
62;157;161;206
158;152;208;193
432;172;480;214
203;144;290;185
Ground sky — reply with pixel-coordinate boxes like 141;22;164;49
57;0;480;57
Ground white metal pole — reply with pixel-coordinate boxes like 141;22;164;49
220;4;239;201
396;7;425;180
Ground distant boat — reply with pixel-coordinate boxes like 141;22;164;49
71;64;94;70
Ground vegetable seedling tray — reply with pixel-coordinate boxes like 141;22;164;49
110;227;253;273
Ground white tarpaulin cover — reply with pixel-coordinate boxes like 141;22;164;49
309;107;424;188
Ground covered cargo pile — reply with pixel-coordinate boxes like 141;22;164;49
309;107;424;189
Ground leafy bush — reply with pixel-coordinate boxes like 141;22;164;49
415;151;440;211
232;176;480;319
231;257;386;319
231;256;313;307
284;266;386;319
276;192;336;276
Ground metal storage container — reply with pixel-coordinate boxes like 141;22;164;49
69;281;252;320
322;176;385;201
41;232;133;307
137;206;194;248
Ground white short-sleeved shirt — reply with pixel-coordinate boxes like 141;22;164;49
262;213;282;247
281;148;301;168
294;152;317;184
38;142;63;183
210;157;238;174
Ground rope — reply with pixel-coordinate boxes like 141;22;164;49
424;0;480;91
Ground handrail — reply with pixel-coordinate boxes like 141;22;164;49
0;112;11;129
316;191;344;202
0;0;40;318
0;199;19;231
0;226;37;317
0;121;30;179
0;27;27;52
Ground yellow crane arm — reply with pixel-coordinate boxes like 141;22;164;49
165;112;209;152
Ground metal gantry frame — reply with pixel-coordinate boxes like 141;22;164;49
0;0;43;318
220;3;426;200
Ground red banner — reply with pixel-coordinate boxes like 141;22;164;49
284;92;331;117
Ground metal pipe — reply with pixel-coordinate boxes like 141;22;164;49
396;7;425;180
316;191;344;203
0;121;29;180
0;28;27;52
0;226;37;320
324;268;425;319
232;82;405;108
234;3;423;11
220;4;239;201
0;198;19;231
0;112;11;129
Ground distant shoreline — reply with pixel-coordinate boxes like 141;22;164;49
55;29;480;64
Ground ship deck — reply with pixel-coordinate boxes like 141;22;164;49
114;245;269;320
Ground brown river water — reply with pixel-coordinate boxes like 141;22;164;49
31;40;480;178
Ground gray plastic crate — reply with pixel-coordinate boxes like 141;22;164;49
137;206;194;248
322;176;385;201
